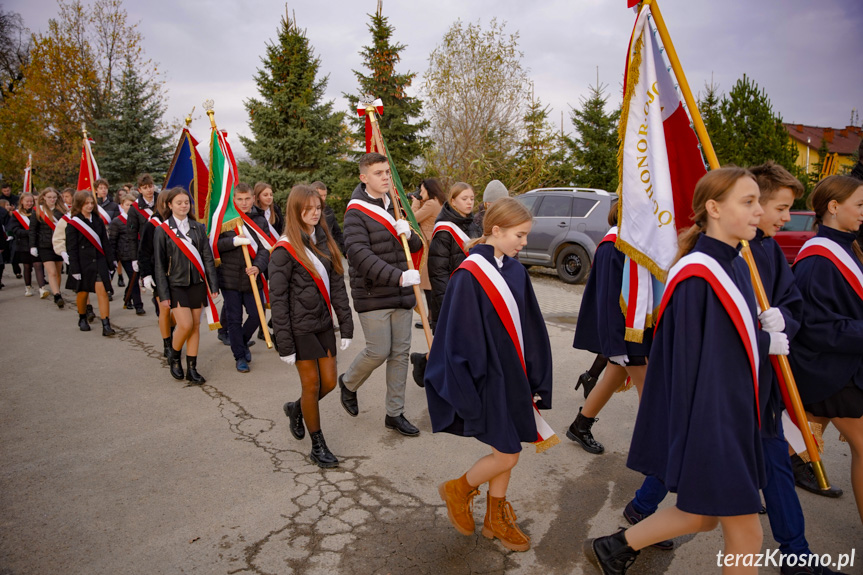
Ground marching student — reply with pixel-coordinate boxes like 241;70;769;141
65;191;116;336
94;178;120;221
426;198;553;552
139;193;174;357
338;152;424;437
585;167;784;574
410;182;479;385
127;173;159;263
790;174;863;525
270;185;354;468
6;192;46;297
30;188;66;307
108;191;145;315
153;187;219;384
311;181;345;254
569;200;650;455
215;183;269;373
252;181;283;242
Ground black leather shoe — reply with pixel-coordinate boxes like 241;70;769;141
86;304;96;323
163;337;172;359
339;374;358;417
217;330;230;346
169;348;185;380
385;414;420;437
791;454;843;498
575;370;598;399
78;313;91;332
54;293;64;308
623;500;673;550
283;400;305;440
414;321;423;329
566;407;604;454
309;430;339;468
117;275;125;287
584;529;640;575
410;352;427;388
185;356;206;384
135;308;146;316
101;318;116;337
781;560;847;575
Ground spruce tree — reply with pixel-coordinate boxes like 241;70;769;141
345;2;428;187
239;13;351;208
566;83;620;192
510;94;572;192
92;58;170;185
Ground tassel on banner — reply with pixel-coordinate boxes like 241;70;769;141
357;98;384;153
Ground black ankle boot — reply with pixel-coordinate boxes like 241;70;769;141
584;529;640;575
54;293;65;308
78;313;91;331
117;274;125;287
566;407;604;454
309;430;338;468
169;348;185;380
185;356;205;384
163;337;173;359
410;353;427;388
575;370;598;399
101;318;116;337
283;400;305;440
86;304;96;323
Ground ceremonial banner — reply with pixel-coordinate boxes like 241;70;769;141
165;127;210;221
77;136;100;193
356;98;383;153
205;128;243;264
23;153;32;195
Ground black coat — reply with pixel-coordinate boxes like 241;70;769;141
108;215;137;263
252;204;284;241
428;202;480;322
98;197;120;221
66;214;115;293
216;211;270;292
29;209;63;251
323;204;345;254
153;216;218;302
342;183;423;313
6;211;32;254
137;217;160;279
269;224;354;356
127;193;159;259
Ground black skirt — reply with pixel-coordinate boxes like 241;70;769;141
69;259;112;293
294;328;337;361
170;282;207;309
806;381;863;419
16;251;38;265
609;355;647;367
39;248;62;263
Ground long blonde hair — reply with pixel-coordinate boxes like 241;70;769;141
283;185;343;276
675;166;756;264
465;197;532;250
35;188;59;222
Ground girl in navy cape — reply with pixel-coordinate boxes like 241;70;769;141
425;198;552;553
789;174;863;524
585;167;785;574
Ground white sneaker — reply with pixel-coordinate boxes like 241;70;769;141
39;287;50;299
24;286;34;297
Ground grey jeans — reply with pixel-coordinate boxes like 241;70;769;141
342;307;412;417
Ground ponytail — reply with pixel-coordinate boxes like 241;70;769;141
673;224;702;265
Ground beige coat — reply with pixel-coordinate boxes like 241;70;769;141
411;197;442;291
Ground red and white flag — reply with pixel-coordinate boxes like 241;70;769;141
77;136;100;193
23;153;32;195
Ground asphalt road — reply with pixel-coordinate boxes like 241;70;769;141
0;271;859;575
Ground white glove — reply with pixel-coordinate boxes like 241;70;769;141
30;247;38;257
758;308;785;333
232;236;252;247
609;354;629;366
280;354;296;365
72;273;81;280
340;338;352;351
394;219;411;239
768;332;789;356
142;275;155;292
61;252;69;265
132;260;139;272
400;269;421;287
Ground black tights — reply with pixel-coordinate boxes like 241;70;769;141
588;354;608;379
23;262;45;288
295;354;338;433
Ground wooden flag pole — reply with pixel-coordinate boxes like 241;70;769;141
81;124;97;200
367;105;433;350
645;0;831;489
238;222;273;350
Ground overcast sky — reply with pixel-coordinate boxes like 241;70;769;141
9;0;863;161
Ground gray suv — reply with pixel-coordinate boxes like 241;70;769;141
514;188;615;284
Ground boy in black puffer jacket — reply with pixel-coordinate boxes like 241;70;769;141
109;193;144;314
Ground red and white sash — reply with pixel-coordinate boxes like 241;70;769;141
118;211;128;224
433;221;471;255
273;237;332;316
657;251;761;425
40;207;57;231
264;208;280;240
66;215;105;256
598;226;618;247
160;222;220;329
794;237;863;301
345;198;423;269
457;254;559;452
131;201;155;221
96;203;111;225
236;216;272;305
11;211;30;230
148;216;162;228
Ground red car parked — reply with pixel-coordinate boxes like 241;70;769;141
774;211;815;263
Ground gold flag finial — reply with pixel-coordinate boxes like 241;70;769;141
185;106;195;127
81;123;88;138
203;99;216;129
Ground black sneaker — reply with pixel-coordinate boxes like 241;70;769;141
623;500;674;550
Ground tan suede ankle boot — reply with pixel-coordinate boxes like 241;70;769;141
482;494;530;551
438;473;480;535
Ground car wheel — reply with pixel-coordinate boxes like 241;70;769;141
555;245;590;284
522;263;532;269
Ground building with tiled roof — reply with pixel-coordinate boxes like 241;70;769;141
784;123;862;174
